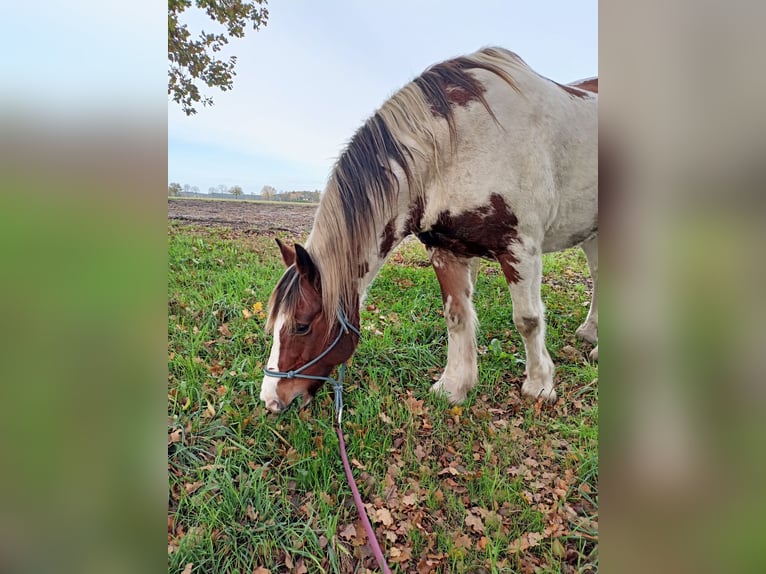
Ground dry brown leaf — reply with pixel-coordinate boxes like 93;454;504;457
168;428;182;445
465;512;485;534
414;444;427;462
184;481;203;494
508;531;543;553
338;523;356;540
453;533;472;549
406;395;425;415
253;568;270;574
293;557;308;574
180;564;193;574
389;545;413;563
217;323;232;337
374;507;394;527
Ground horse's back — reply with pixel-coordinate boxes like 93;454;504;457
433;51;598;253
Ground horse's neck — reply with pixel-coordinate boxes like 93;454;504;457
356;186;415;307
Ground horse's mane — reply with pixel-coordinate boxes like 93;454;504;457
269;47;524;336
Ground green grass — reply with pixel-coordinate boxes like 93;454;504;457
168;224;598;573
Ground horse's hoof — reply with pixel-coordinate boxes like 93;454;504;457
575;323;598;345
521;378;557;404
588;346;598;362
431;377;468;404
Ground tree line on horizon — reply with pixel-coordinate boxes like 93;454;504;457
168;183;321;203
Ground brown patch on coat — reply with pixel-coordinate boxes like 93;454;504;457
404;196;425;235
430;250;472;327
517;316;539;337
497;252;521;284
569;77;598;93
556;82;592;99
414;49;520;144
417;194;519;260
445;85;477;107
379;219;397;258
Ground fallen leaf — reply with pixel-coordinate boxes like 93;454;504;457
389;545;413;563
184;481;203;494
551;538;565;557
508;531;543;553
217;323;232;337
401;493;417;507
207;362;224;377
374;507;394;527
406;395;425;415
465;512;485;534
414;444;427;462
253;568;270;574
293;557;308;574
453;533;472;549
181;564;193;574
246;505;258;521
168;428;182;445
242;308;253;319
448;405;463;417
339;524;356;540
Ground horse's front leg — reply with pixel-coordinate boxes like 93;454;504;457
429;248;478;404
498;242;557;403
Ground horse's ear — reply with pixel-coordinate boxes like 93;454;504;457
294;244;320;290
275;238;295;267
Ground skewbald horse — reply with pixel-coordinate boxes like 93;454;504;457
261;47;597;413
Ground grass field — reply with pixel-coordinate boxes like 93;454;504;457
168;223;598;573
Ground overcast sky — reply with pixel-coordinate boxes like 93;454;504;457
168;1;598;194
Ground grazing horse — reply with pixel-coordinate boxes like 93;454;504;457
260;47;597;414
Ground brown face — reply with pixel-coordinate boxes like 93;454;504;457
260;240;358;413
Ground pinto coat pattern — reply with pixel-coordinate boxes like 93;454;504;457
261;47;597;412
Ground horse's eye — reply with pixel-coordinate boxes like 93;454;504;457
294;323;310;335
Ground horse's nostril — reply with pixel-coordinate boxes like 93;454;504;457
265;399;284;413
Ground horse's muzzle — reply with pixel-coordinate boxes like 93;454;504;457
264;398;285;413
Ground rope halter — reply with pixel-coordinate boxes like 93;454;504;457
263;309;360;423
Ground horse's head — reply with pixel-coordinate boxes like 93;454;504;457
260;239;359;413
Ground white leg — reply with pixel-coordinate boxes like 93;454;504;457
429;249;478;404
576;236;598;348
498;246;557;403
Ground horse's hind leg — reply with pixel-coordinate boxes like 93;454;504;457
498;244;557;403
429;248;478;404
575;236;598;360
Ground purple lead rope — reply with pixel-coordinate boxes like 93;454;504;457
336;423;392;574
334;378;392;574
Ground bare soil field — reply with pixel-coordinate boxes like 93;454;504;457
168;197;317;235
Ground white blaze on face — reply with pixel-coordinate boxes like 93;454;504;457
260;313;284;407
